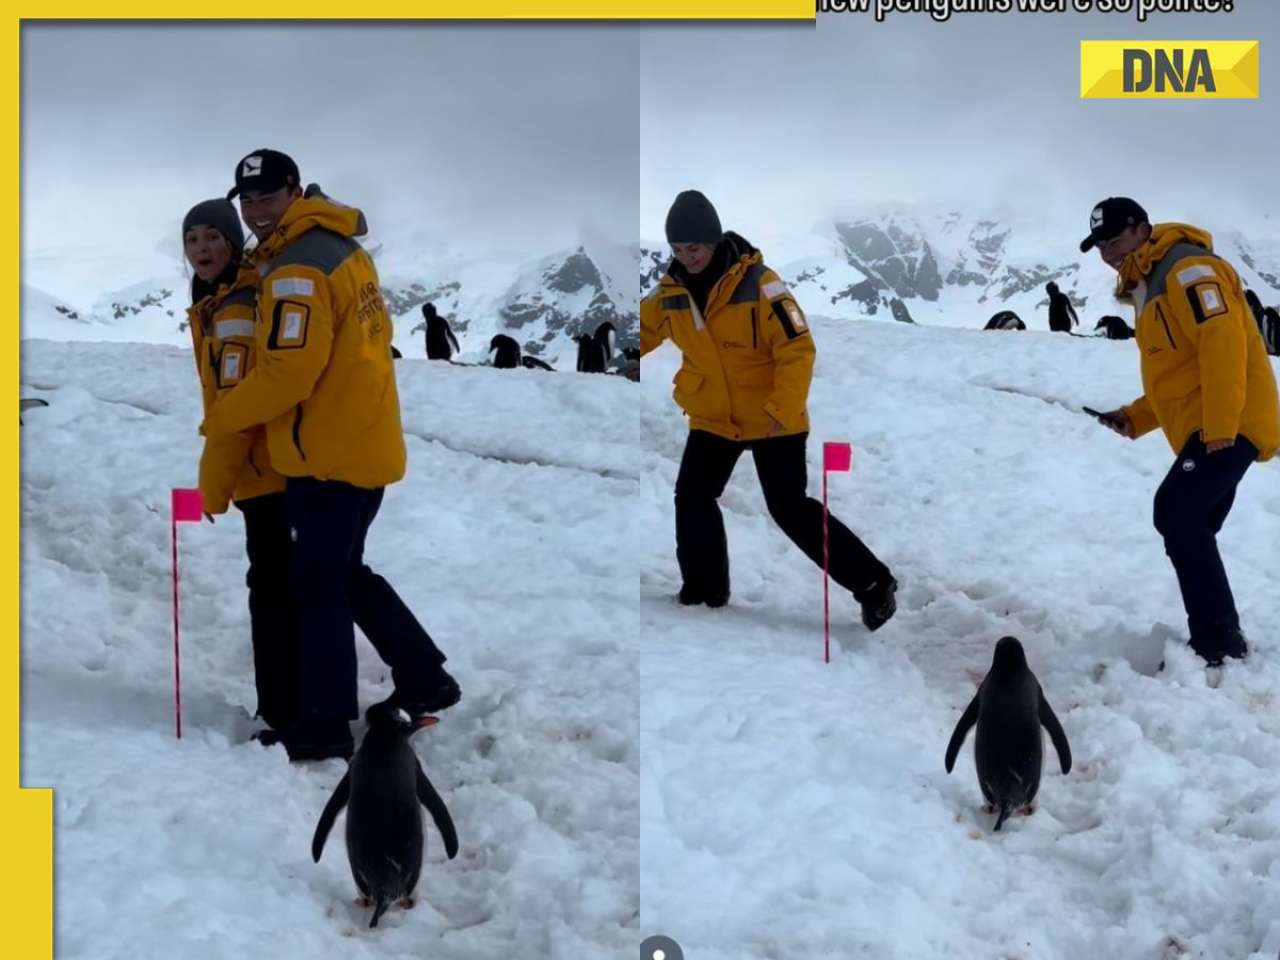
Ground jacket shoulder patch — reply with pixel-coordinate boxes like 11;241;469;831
771;298;809;338
761;279;789;301
269;300;310;349
1176;263;1215;287
272;277;315;299
1187;282;1228;325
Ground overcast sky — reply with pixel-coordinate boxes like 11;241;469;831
641;1;1279;246
22;24;638;262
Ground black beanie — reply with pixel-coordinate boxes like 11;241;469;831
665;190;723;245
182;199;245;257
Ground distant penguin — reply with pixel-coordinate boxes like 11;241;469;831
575;334;599;373
1045;281;1078;333
944;636;1072;831
592;321;617;371
521;355;554;371
489;334;521;369
622;347;640;362
1245;289;1264;324
422;304;460;361
1261;306;1280;357
1094;315;1134;341
312;704;459;928
984;311;1025;332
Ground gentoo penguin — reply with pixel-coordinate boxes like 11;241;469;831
592;320;617;371
944;636;1072;831
574;333;599;373
424;305;460;361
312;703;459;928
489;334;521;369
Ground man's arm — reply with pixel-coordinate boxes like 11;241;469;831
202;266;335;436
1167;259;1249;446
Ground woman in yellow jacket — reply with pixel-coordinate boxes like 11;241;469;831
183;198;298;740
641;191;897;630
1088;197;1280;666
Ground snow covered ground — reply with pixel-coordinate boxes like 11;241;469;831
639;318;1280;959
19;342;639;958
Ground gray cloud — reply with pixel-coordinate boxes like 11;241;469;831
22;23;638;258
641;1;1278;242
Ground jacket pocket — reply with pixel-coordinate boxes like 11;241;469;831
1156;303;1178;350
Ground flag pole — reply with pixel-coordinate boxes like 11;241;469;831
823;469;831;664
171;513;182;739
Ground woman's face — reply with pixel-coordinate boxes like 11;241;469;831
672;242;715;275
183;226;234;282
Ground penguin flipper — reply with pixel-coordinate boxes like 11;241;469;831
944;693;980;773
416;764;459;859
447;330;460;354
1039;694;1072;774
311;771;351;862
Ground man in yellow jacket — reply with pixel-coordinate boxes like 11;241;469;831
641;191;897;630
1089;197;1280;666
202;149;459;760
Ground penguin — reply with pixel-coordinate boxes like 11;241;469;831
592;320;617;371
1262;306;1280;357
1094;315;1134;341
424;305;460;361
520;355;554;371
312;703;459;928
574;334;596;373
983;310;1025;332
488;334;521;369
1244;288;1264;328
944;636;1071;831
1045;281;1078;333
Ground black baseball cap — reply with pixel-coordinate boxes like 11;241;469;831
226;149;300;201
1079;197;1149;253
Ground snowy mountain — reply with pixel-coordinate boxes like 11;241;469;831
21;236;639;370
642;207;1280;332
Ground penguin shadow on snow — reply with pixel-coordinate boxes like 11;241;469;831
312;702;459;929
944;637;1072;833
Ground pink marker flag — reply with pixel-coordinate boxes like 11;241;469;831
170;488;203;738
821;443;854;664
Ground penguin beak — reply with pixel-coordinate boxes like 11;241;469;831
414;715;440;730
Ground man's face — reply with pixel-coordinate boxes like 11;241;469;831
671;242;715;275
239;185;301;242
1096;223;1152;272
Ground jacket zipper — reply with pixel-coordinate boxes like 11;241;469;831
1156;303;1177;350
292;406;307;461
246;446;262;477
751;307;758;348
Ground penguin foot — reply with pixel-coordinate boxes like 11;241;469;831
398;897;416;910
1019;804;1036;816
354;896;373;908
981;802;997;815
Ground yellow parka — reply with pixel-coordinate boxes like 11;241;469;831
200;194;407;489
640;233;815;441
1119;223;1279;460
188;270;286;514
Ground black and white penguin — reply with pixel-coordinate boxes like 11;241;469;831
489;334;521;369
312;703;459;928
944;637;1072;831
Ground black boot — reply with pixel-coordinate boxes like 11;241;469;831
858;577;898;632
1188;627;1248;667
678;584;729;608
373;668;461;720
280;715;355;762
